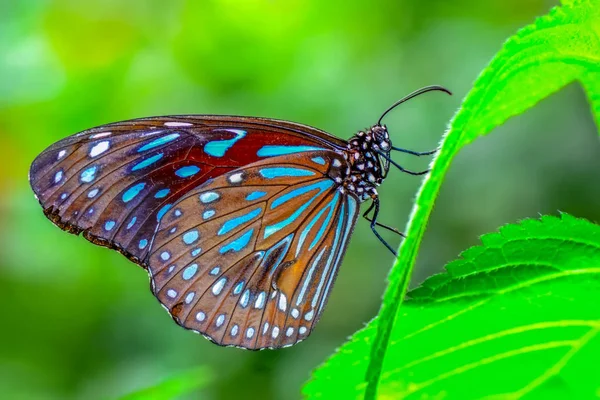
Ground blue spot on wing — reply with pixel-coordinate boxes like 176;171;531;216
257;145;325;157
233;281;244;295
157;204;172;221
311;201;345;308
296;191;340;256
127;217;137;229
217;208;262;235
204;129;246;157
80;166;97;183
138;133;180;152
220;229;254;254
259;167;315;179
272;180;331;209
183;230;199;244
155;189;170;198
203;210;215;219
122;182;146;203
182;264;198;280
132;153;164;171
318;197;358;313
264;180;333;238
175;166;200;178
310;192;339;250
246;191;267;201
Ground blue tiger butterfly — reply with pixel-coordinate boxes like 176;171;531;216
29;86;450;349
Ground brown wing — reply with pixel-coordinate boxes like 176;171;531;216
148;150;360;349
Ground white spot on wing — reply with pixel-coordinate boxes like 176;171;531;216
240;289;250;307
246;327;255;339
185;292;195;304
305;310;314;321
212;278;227;295
90;141;110;157
278;293;287;312
254;292;266;309
200;192;220;203
54;170;63;183
164;121;193;127
90;132;112;139
203;210;215;220
228;172;243;184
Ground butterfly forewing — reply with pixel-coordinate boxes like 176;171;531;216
149;150;359;349
29;116;344;263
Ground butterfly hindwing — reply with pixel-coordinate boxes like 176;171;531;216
149;150;359;349
29;116;344;263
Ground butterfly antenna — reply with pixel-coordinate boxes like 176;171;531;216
377;85;452;126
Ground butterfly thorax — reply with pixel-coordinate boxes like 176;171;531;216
340;125;391;202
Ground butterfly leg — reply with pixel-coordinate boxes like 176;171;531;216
362;202;405;237
376;151;430;175
366;197;399;257
390;146;438;156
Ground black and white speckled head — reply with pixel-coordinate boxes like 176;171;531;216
341;124;391;202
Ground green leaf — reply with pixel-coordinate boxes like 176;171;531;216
304;214;600;399
119;366;213;400
305;0;600;398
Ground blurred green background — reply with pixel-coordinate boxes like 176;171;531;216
2;0;599;399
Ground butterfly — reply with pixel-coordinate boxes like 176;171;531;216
29;85;450;349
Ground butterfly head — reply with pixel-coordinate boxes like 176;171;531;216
371;124;392;176
370;124;392;151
